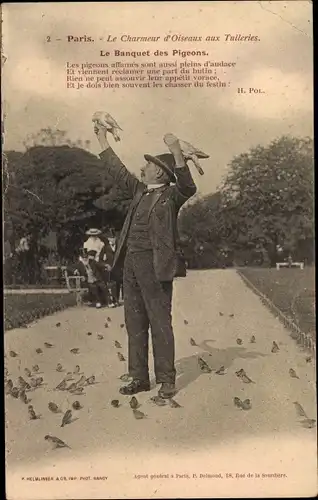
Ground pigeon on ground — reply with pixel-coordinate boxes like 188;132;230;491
150;396;167;406
74;365;81;375
237;370;255;384
70;387;84;395
236;338;243;345
44;435;70;449
56;322;61;327
184;319;189;325
198;357;212;373
118;352;125;362
306;356;312;363
11;387;20;399
215;366;226;375
107;317;112;322
219;312;224;317
234;397;243;408
56;364;63;372
250;335;256;344
190;338;197;346
19;389;31;404
300;419;316;429
169;399;182;408
104;323;109;329
44;342;54;348
111;400;120;408
97;334;104;340
119;373;132;382
61;410;72;427
72;401;83;410
92;111;123;142
18;376;31;390
229;314;234;318
289;368;299;379
241;399;252;410
24;368;32;377
75;375;86;387
120;324;125;329
70;348;79;354
133;409;146;419
28;405;40;420
48;402;61;413
35;377;44;387
55;380;67;391
164;135;208;176
35;348;43;354
32;364;40;373
30;378;38;388
129;396;140;409
9;351;18;357
293;401;308;418
85;376;96;385
87;332;92;336
5;379;13;395
271;341;279;353
115;341;122;349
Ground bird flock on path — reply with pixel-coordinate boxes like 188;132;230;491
5;310;316;452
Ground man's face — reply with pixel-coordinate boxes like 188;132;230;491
140;161;165;184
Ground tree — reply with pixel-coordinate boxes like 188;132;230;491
220;136;314;265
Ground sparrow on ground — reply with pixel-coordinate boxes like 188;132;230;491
61;410;72;427
44;435;70;448
97;334;104;340
64;373;73;382
73;365;81;375
305;356;312;363
190;338;197;346
300;419;316;429
129;396;140;409
215;366;226;375
229;314;234;318
44;342;54;348
120;324;125;329
87;332;92;336
32;364;40;373
104;323;109;328
115;340;122;349
30;378;38;388
119;373;132;382
85;376;96;385
271;341;279;353
111;400;120;408
107;316;112;322
48;402;61;413
56;363;63;372
75;375;86;387
150;396;167;406
72;401;83;410
289;368;299;379
24;368;32;377
35;376;44;387
70;348;79;354
238;370;255;384
293;401;308;418
234;397;243;408
18;376;31;390
236;338;243;345
92;111;123;142
11;387;20;398
5;379;13;395
35;348;43;354
56;322;61;327
184;319;189;325
250;336;256;343
118;352;126;362
28;405;40;420
133;409;146;419
9;351;18;357
198;357;212;373
241;399;252;410
55;380;67;391
169;399;182;408
70;387;84;395
19;389;31;404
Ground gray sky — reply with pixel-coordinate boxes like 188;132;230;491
2;1;313;195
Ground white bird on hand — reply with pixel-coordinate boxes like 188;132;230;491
92;111;123;141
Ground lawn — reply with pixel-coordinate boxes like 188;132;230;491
4;293;77;331
239;267;315;339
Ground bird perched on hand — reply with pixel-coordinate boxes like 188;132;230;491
169;399;182;408
111;400;120;408
56;363;63;372
150;396;167;406
44;342;54;348
24;368;32;378
236;338;243;345
44;435;70;449
250;335;256;344
9;350;18;357
241;399;252;410
164;135;209;176
234;397;243;408
35;348;43;354
72;401;83;410
289;368;299;379
129;396;140;409
70;348;79;354
190;338;197;346
215;366;226;375
28;405;40;420
92;111;123;142
48;402;61;413
271;341;279;353
97;334;104;340
32;364;40;373
133;409;146;420
117;352;125;362
115;340;122;349
198;357;212;373
61;410;72;427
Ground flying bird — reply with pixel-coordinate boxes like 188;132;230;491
198;357;212;373
129;396;140;409
215;366;226;375
289;368;299;379
44;342;54;348
306;356;312;363
72;401;83;410
9;350;18;357
61;410;72;427
169;399;182;408
35;348;43;354
271;341;279;353
118;352;125;362
150;396;167;407
48;402;61;413
133;409;146;420
92;111;123;142
115;340;122;349
111;400;120;408
70;348;79;354
250;335;256;344
190;338;197;346
293;401;308;418
44;435;70;449
35;377;44;387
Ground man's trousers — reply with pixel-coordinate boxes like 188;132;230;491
123;250;176;384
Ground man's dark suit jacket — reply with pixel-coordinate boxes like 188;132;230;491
99;147;197;282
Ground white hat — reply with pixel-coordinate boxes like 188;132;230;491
85;228;102;236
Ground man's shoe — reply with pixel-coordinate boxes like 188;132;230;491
119;379;150;395
158;383;177;399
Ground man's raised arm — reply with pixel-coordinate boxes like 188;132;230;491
95;123;142;198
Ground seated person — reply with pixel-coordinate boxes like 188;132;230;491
69;248;108;308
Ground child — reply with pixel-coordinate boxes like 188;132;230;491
71;249;108;308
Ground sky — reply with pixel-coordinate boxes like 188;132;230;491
2;1;313;195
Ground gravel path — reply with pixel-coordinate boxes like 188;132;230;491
5;270;317;499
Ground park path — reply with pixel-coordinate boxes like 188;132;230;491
5;270;317;499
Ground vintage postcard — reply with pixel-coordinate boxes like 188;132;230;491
2;1;316;499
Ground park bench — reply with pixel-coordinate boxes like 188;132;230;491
276;262;304;270
43;265;87;306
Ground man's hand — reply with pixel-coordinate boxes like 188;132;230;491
164;133;186;167
93;122;109;151
105;264;111;271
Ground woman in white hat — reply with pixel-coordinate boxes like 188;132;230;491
83;228;105;262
